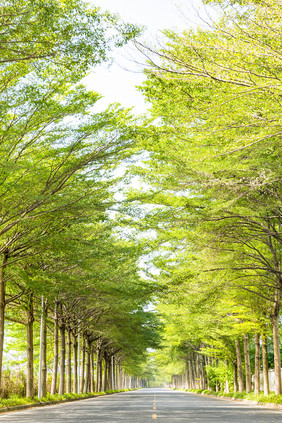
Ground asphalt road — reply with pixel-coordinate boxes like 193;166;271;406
0;388;281;422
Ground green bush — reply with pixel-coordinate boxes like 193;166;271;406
0;370;26;399
205;364;233;391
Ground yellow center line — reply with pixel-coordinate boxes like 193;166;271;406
152;392;157;417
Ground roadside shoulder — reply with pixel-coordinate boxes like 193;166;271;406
183;390;282;410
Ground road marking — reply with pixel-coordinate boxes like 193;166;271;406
152;392;157;417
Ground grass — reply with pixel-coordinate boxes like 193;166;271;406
187;388;282;405
0;389;131;409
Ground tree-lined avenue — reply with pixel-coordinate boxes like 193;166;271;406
0;0;281;411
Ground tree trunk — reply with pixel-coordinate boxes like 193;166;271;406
254;333;260;394
79;336;85;393
58;315;65;395
215;358;219;392
224;360;229;393
73;333;78;394
41;300;48;397
66;326;72;394
235;339;245;392
84;338;90;393
51;301;59;394
196;353;201;388
0;252;8;395
26;292;34;398
96;344;103;392
188;360;193;389
108;356;112;390
243;334;252;393
271;300;281;395
96;346;100;392
115;362;119;389
111;358;114;389
119;364;122;389
204;355;209;389
90;347;95;392
191;354;197;389
103;356;108;391
185;359;189;389
232;360;238;392
261;332;269;395
198;354;205;389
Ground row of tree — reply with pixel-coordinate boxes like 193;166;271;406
127;0;282;394
0;0;159;398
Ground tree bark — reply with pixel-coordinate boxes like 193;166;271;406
235;339;245;392
197;354;205;389
0;252;8;395
79;336;85;393
108;355;112;390
232;360;238;392
103;355;108;391
191;354;197;389
119;364;122;389
66;326;72;394
254;333;261;394
114;361;117;389
243;334;252;393
73;333;78;394
58;314;66;395
215;358;219;392
185;359;189;389
271;300;281;395
224;360;229;393
96;346;100;392
96;343;103;392
51;301;59;395
196;353;201;388
90;347;95;392
112;356;115;390
188;360;193;389
84;337;90;393
261;332;269;395
41;300;48;397
26;292;34;398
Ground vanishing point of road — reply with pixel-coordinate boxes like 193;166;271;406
0;388;281;422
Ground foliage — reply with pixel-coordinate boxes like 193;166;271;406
124;0;282;387
0;0;158;396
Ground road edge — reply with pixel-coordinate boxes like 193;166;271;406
0;391;131;414
183;390;282;410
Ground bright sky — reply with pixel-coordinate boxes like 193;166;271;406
85;0;209;114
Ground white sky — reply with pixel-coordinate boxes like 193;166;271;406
85;0;210;114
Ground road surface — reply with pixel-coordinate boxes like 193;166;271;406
0;388;281;422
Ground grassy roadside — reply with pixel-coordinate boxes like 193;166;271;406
0;389;131;409
186;388;282;405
